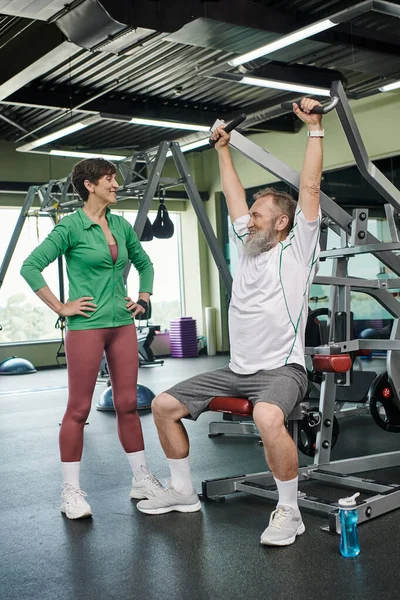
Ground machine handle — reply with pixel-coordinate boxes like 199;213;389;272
281;102;325;114
209;113;247;145
281;96;339;114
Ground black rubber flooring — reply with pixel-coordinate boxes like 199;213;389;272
1;356;400;600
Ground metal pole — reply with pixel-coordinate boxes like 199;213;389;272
170;142;233;297
133;142;169;239
333;80;400;210
0;186;37;288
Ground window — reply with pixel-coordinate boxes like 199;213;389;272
120;211;184;331
310;218;395;320
0;208;64;343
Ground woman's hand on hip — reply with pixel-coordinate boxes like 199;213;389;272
59;297;97;318
125;296;146;318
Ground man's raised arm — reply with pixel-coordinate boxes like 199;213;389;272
212;126;248;223
294;98;324;222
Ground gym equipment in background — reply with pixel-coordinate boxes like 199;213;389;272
137;325;164;367
96;383;155;412
152;188;174;239
0;356;36;375
140;217;153;242
169;317;198;358
297;407;340;457
368;370;400;432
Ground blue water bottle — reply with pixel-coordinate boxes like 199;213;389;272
338;492;360;558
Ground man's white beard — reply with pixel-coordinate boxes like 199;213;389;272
244;224;278;256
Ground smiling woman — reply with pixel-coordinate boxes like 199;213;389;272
19;157;161;520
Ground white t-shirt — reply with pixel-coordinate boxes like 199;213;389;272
228;209;320;374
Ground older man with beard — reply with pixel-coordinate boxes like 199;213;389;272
137;98;323;547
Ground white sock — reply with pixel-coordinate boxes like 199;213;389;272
167;457;194;495
61;461;81;489
126;450;147;481
274;476;299;511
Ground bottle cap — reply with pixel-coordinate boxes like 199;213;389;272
338;492;360;507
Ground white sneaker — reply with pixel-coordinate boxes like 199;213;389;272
61;483;93;520
260;505;305;546
130;467;164;500
136;485;201;515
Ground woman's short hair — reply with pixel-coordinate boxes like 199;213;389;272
71;158;116;202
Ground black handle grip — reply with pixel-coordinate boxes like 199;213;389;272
209;113;247;145
281;102;325;114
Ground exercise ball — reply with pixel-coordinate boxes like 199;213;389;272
360;328;381;340
0;356;36;375
137;383;155;410
96;384;155;412
96;386;114;411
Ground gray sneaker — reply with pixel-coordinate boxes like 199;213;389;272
130;468;163;500
260;505;305;546
61;483;93;520
136;485;201;515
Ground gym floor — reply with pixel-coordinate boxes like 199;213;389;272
1;355;400;600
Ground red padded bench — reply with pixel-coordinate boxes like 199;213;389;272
311;354;352;373
208;354;352;439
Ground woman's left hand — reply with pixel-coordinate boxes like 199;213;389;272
125;296;146;318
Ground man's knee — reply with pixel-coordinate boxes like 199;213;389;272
152;392;189;421
253;402;286;436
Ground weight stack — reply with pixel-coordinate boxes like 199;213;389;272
169;317;198;358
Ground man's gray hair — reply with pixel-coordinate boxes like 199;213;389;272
253;187;297;233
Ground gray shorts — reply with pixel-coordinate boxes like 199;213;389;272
165;364;308;420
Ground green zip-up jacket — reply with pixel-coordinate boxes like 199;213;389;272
20;208;154;331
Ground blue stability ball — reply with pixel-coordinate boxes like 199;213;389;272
96;386;115;411
137;384;155;410
360;328;381;340
0;356;36;375
96;384;155;412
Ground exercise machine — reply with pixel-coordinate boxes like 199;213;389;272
137;324;164;367
202;80;400;533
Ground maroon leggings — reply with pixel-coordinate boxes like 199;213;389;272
60;324;143;461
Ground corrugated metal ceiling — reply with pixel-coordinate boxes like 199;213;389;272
0;0;400;154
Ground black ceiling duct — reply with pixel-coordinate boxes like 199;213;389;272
244;61;347;89
57;0;127;49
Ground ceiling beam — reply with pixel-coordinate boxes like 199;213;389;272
4;86;305;139
249;62;347;88
4;85;231;129
0;111;29;134
0;180;209;201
